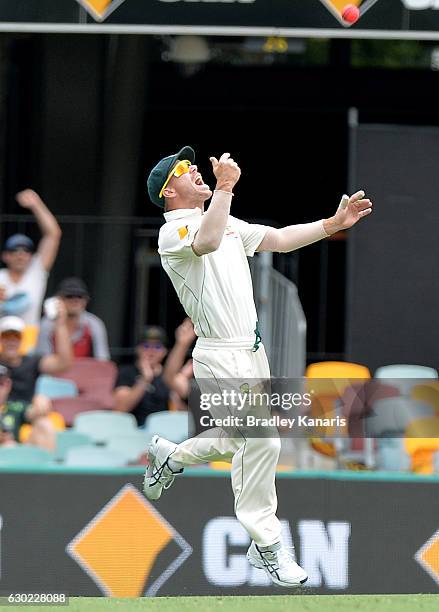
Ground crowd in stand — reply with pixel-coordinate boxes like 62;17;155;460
0;189;196;456
3;190;439;474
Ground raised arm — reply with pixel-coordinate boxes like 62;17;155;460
257;191;373;253
39;300;73;374
163;318;196;397
15;189;62;271
192;153;241;256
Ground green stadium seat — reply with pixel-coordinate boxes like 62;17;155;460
55;430;93;461
106;431;151;463
0;445;54;465
144;410;194;444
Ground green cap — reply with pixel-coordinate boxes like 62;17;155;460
147;145;196;208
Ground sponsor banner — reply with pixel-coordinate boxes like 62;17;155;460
1;0;439;36
0;470;438;595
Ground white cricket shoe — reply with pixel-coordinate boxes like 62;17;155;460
246;540;308;587
143;435;183;501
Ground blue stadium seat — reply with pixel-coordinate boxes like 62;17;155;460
64;445;127;467
73;410;137;443
374;365;438;396
35;375;78;399
366;397;434;437
375;439;411;471
144;410;194;444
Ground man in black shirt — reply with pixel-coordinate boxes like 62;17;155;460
113;326;170;426
0;309;72;403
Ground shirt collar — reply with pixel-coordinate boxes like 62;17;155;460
163;208;202;223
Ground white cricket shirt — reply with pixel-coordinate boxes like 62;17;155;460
158;208;270;340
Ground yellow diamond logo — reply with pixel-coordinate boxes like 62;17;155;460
66;484;192;596
415;528;439;584
320;0;379;25
75;0;127;22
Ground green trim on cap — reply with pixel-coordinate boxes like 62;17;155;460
147;145;195;208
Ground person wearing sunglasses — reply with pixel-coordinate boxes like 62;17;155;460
143;145;373;588
0;189;61;327
113;326;170;427
36;277;110;361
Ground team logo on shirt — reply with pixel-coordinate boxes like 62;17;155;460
75;0;127;22
224;226;238;239
319;0;378;25
66;484;192;596
178;226;189;240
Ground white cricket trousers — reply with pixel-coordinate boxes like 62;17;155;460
171;337;282;547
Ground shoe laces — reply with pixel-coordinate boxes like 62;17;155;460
258;545;296;571
148;459;176;489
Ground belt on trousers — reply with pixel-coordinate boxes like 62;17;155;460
196;322;262;352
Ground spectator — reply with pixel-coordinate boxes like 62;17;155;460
0;190;62;326
113;326;170;426
163;318;196;410
37;277;110;360
0;310;72;404
0;364;56;450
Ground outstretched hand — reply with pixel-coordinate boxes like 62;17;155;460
325;191;373;234
210;152;241;192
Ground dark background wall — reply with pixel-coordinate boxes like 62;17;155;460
347;124;439;372
1;34;439;367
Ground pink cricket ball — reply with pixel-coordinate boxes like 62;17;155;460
342;4;360;24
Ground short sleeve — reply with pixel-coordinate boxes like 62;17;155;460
158;219;201;258
231;216;271;257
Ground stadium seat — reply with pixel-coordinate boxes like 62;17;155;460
341;381;400;437
73;410;138;443
374;364;438;396
55;430;93;461
35;375;78;399
365;397;434;437
144;410;195;443
411;382;439;414
106;431;151;463
52;397;109;427
18;410;66;444
0;445;54;465
375;439;411;471
57;358;117;409
304;362;371;463
19;325;39;355
305;361;371;396
64;445;127;467
404;416;439;474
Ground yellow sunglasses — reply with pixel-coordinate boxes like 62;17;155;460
159;159;191;199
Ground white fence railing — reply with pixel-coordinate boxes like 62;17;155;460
251;252;306;378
